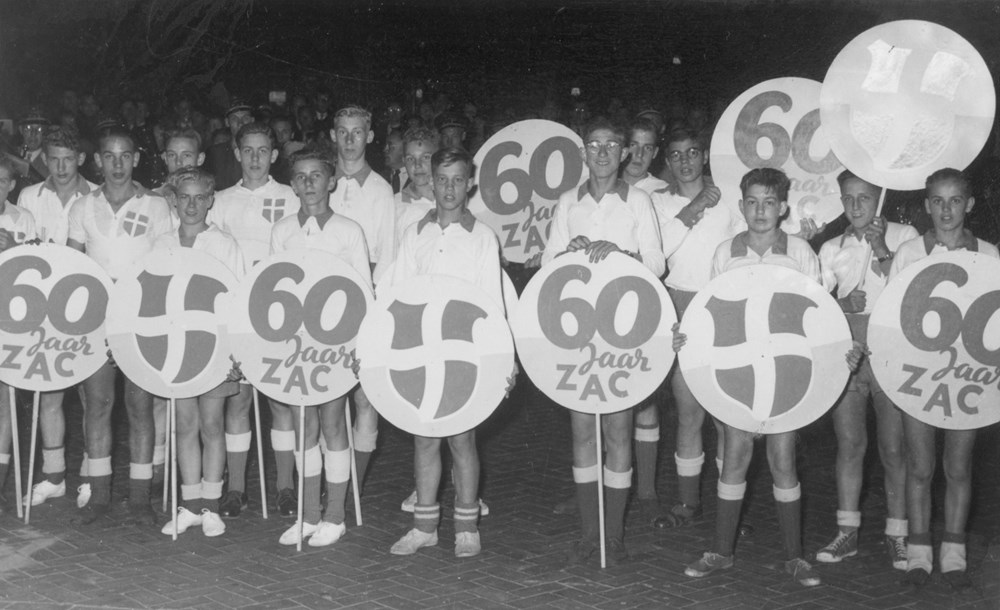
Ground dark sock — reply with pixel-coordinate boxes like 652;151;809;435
942;531;966;544
226;451;248;494
91;475;112;506
604;485;630;543
414;503;440;533
714;498;743;556
303;475;321;524
353;450;372;491
677;474;701;508
576;481;600;541
454;500;479;534
324;480;348;525
775;498;803;560
634;437;658;499
276;451;295;491
129;478;151;506
909;531;932;546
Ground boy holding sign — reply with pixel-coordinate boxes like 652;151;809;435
890;169;999;589
678;168;860;587
387;147;507;559
268;146;371;547
154;167;245;537
542;117;664;565
815;170;917;569
67;127;173;524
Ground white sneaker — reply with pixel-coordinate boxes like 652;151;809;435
400;490;417;512
455;531;482;558
307;521;346;547
161;507;202;535
390;528;438;555
279;520;319;545
76;483;91;509
201;509;226;537
24;480;66;507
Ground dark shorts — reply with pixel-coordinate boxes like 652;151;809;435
667;287;698;321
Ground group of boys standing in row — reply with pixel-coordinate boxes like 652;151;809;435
0;98;990;590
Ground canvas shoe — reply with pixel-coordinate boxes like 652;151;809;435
24;480;65;507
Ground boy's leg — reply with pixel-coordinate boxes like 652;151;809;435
902;413;935;582
449;430;480;557
124;377;156;524
872;391;908;569
816;391;866;562
350;386;378;492
199;396;227;515
768;432;820;587
152;397;167;487
279;407;322;545
659;368;706;528
633;400;662;525
0;384;11;508
569;412;600;562
311;397;349;547
602;409;633;564
939;429;977;585
222;384;252;517
78;362;116;523
269;401;297;516
391;435;441;555
162;398;203;535
27;391;68;506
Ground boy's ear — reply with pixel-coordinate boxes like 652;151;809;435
77;152;86;166
780;201;789;216
924;198;932;215
966;196;976;213
197;152;206;167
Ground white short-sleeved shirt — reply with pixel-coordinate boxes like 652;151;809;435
0;201;37;244
393;185;435;251
208;177;300;266
542;180;665;277
328;165;395;284
712;230;821;283
17;175;97;245
819;222;919;314
67;187;173;280
653;184;746;291
389;209;504;311
632;173;669;196
891;231;1000;279
270;211;373;291
153;223;246;279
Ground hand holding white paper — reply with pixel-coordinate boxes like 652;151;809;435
711;77;843;233
0;244;113;392
512;251;675;415
868;252;1000;430
467;120;588;263
106;248;237;399
357;274;514;438
679;265;852;434
229;250;373;406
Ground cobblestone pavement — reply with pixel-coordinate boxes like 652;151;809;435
0;377;996;609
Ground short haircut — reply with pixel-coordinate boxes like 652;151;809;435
926;167;971;197
740;167;790;201
628;117;660;142
288;145;336;175
0;155;18;180
43;126;83;154
403;126;440;148
270;114;294;127
97;126;136;151
164;127;203;153
836;169;882;196
431;147;474;175
169;166;216;194
664;124;708;150
334;105;372;130
582;116;625;143
235;122;276;148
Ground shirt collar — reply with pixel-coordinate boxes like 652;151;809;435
731;230;788;257
578;179;629;202
922;229;978;254
400;182;429;204
417;208;476;234
40;174;92;198
239;176;274;191
334;164;372;187
297;208;334;229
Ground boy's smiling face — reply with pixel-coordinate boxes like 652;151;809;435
740;184;787;233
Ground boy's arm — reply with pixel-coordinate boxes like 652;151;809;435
541;199;570;266
634;193;665;277
66;199;87;253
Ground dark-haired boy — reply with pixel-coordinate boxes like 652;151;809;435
815;170;917;569
67;127;173;524
388;148;506;558
209;122;299;517
205;99;255;190
891;168;999;589
543;117;664;565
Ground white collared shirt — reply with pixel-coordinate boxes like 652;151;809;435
393;187;435;252
153;223;246;279
891;232;1000;279
17;176;97;245
820;222;919;314
208;177;300;266
632;173;669;196
712;230;821;283
270;212;372;291
328;165;395;284
542;181;665;277
0;201;37;244
67;188;173;280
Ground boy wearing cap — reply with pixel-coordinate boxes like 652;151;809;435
205;99;254;190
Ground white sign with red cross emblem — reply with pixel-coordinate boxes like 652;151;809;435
711;77;844;233
357;274;514;438
869;251;1000;430
106;248;237;399
511;252;676;415
679;265;853;434
0;244;113;392
467;120;589;263
230;250;373;406
821;20;995;191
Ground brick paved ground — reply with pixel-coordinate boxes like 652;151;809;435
0;376;996;609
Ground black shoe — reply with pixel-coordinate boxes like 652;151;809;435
636;497;664;527
905;568;930;587
567;538;598;565
605;538;629;566
276;488;297;517
943;570;973;592
126;502;157;526
219;491;248;518
654;503;701;529
738;522;755;537
552;494;577;515
75;503;111;525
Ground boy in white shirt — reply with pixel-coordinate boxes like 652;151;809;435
67;127;173;524
269;146;371;547
394;127;439;250
209;122;300;518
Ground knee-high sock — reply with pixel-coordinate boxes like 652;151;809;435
271;429;296;491
414;503;440;533
225;432;251;493
454;500;480;534
129;462;153;505
89;457;113;505
675;452;704;507
293;445;323;524
714;480;745;556
323;447;351;525
41;446;66;485
604;467;632;543
574;465;600;541
633;423;659;500
0;453;10;490
774;483;803;560
202;479;223;514
352;427;377;492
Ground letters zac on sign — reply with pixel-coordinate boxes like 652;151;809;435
512;252;675;415
466;120;588;264
230;249;373;406
711;77;844;233
820;20;995;192
869;252;1000;430
679;265;852;434
357;274;514;438
0;244;113;392
107;248;237;399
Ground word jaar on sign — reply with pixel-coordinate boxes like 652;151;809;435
259;336;356;396
555;344;651;402
1;329;95;381
898;349;998;418
500;201;552;256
